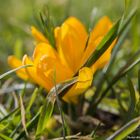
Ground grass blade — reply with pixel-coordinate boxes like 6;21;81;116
0;134;13;140
36;99;55;137
138;70;140;94
106;116;140;140
126;75;136;120
36;77;77;137
16;110;40;140
85;7;136;68
0;108;19;123
19;94;28;136
0;65;32;80
85;19;120;67
93;56;140;108
26;87;40;112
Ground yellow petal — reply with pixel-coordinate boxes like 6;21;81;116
64;17;88;43
22;55;51;90
81;16;113;67
33;42;59;65
31;26;49;43
89;16;112;41
36;55;74;91
63;67;93;103
8;56;29;80
54;22;87;73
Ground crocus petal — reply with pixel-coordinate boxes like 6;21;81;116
31;26;49;43
8;56;29;80
36;55;74;90
22;55;51;90
54;21;87;73
90;16;112;39
63;67;93;103
64;17;88;45
81;16;113;67
33;42;59;65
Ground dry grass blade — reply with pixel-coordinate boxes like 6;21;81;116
19;94;28;137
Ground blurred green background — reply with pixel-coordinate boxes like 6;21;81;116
0;0;139;74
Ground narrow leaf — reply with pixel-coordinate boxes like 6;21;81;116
16;110;40;140
0;134;13;140
85;7;136;68
138;70;140;94
94;56;140;107
0;64;32;80
127;75;136;119
36;100;54;137
26;88;39;112
106;116;140;140
36;77;77;137
118;7;136;35
19;94;28;136
85;19;120;67
0;108;19;123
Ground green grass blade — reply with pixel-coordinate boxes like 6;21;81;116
85;7;136;68
90;24;131;107
36;77;77;137
126;75;136;119
36;101;54;137
0;134;13;140
0;64;32;80
138;70;140;94
26;88;39;112
93;56;140;108
85;19;120;67
105;24;131;74
16;110;40;140
106;116;140;140
118;7;137;35
0;108;19;123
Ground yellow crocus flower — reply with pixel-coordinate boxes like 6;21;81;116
8;16;116;103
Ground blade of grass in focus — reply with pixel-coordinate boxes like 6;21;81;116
0;65;32;80
106;116;140;140
85;7;136;68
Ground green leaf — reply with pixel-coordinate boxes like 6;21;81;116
0;134;13;140
138;70;140;94
26;88;39;112
106;116;140;140
0;108;19;123
93;56;140;107
85;19;120;67
126;75;136;119
118;7;137;35
105;23;131;74
36;99;55;137
0;64;32;80
85;7;136;68
36;77;77;137
16;110;40;140
40;9;55;48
